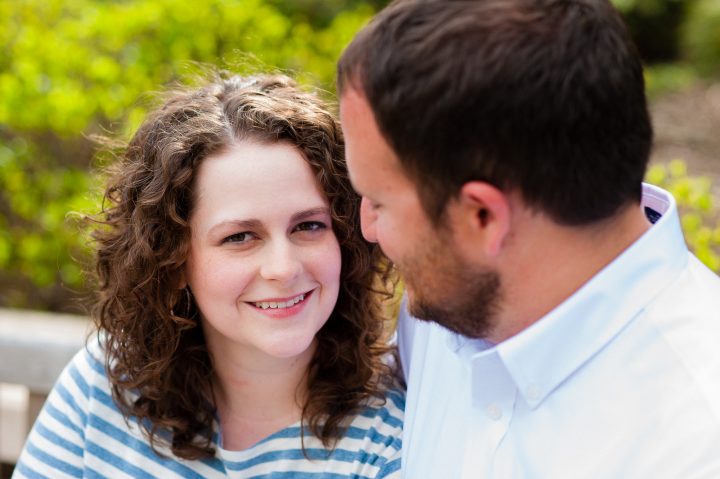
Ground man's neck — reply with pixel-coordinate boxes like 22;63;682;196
488;203;652;343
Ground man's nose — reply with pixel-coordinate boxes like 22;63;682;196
360;197;378;243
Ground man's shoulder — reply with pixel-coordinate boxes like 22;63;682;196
640;252;720;407
647;252;720;320
642;251;720;351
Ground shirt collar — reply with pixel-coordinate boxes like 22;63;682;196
461;184;689;409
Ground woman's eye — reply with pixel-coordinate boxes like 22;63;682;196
223;232;254;244
294;221;327;233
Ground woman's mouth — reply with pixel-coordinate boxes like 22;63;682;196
248;289;314;312
252;292;306;310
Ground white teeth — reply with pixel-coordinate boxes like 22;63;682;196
254;293;305;310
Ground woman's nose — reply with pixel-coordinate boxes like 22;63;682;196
259;240;303;284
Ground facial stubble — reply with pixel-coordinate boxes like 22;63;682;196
400;230;502;339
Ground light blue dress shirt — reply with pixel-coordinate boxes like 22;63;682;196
399;184;720;478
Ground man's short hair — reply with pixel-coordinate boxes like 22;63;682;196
338;0;652;225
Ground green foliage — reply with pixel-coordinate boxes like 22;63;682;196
0;0;373;136
682;0;720;76
267;0;387;28
611;0;688;62
644;63;699;99
646;160;720;272
0;138;99;309
0;0;376;311
611;0;720;80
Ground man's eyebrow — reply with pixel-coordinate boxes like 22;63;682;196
291;207;331;223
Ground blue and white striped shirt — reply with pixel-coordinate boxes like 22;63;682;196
13;342;404;478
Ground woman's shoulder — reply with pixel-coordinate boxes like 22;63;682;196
47;336;126;425
363;383;405;420
44;336;116;421
65;335;110;383
352;383;405;439
54;335;105;382
325;385;404;477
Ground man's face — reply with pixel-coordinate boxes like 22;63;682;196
340;86;501;338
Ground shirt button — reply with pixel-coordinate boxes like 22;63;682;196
527;384;541;401
485;403;502;420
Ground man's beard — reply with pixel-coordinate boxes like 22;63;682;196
400;236;502;339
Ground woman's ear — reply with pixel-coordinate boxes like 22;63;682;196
177;270;187;290
448;181;511;258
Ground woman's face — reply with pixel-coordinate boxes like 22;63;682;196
184;140;341;362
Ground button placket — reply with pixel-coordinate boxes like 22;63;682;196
470;350;517;447
485;403;503;420
463;353;518;479
526;384;542;402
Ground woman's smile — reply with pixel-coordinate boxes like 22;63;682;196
247;289;315;319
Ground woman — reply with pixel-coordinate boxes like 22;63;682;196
13;74;403;478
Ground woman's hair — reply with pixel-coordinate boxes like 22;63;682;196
91;73;395;459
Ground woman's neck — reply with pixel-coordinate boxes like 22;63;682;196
209;340;316;451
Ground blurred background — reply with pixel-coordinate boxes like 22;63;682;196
0;0;719;475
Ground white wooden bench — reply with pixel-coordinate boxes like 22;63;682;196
0;308;90;464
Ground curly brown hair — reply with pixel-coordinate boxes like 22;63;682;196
91;73;395;460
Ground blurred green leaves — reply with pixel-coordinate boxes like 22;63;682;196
683;0;720;76
0;137;96;300
611;0;720;77
647;160;720;272
0;0;373;135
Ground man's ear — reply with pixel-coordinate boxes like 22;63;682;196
448;181;511;258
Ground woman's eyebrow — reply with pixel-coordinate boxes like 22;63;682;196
206;207;330;235
291;206;331;223
208;218;262;235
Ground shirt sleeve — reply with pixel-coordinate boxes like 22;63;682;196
12;348;96;479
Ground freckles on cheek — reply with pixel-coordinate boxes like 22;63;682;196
316;244;342;285
198;257;251;294
217;261;251;284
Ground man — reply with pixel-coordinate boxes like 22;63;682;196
337;0;720;477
